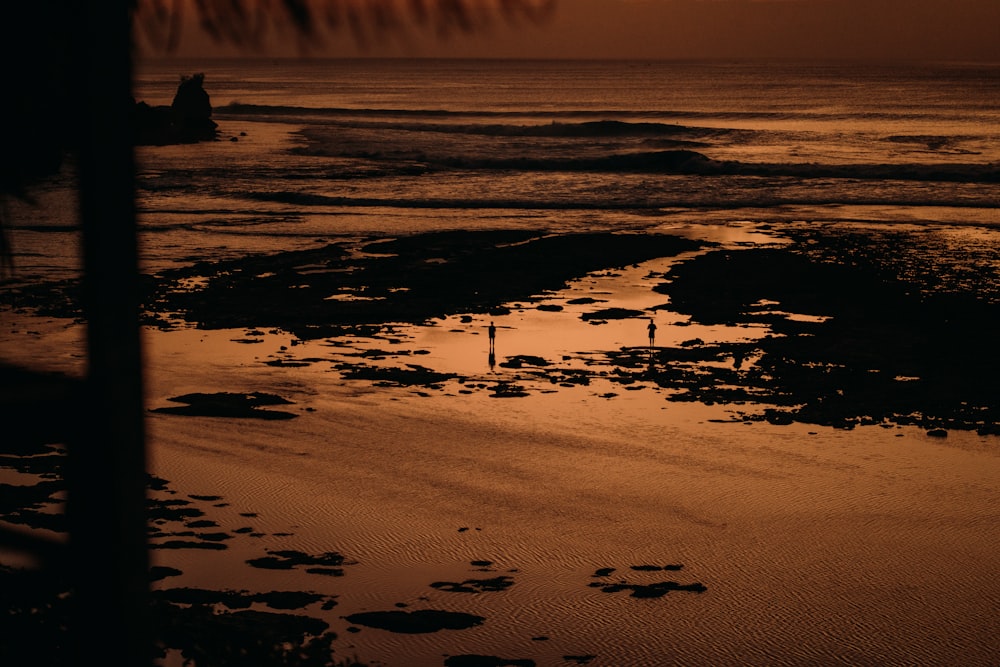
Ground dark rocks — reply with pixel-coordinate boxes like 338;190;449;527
430;576;515;593
589;579;707;598
588;562;705;598
133;73;218;145
581;307;647;322
342;609;486;634
334;363;455;388
498;355;551;368
154;587;329;611
149;566;183;582
152;540;228;551
444;656;536;667
637;229;1000;433
147;231;702;337
246;549;348;575
490;382;530;398
150;391;298;420
152;606;337;665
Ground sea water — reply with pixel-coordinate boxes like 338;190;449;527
10;58;998;280
128;58;999;267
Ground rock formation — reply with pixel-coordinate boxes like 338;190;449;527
133;73;218;145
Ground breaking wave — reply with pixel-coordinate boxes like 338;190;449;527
275;142;1000;184
213;102;999;186
426;151;999;182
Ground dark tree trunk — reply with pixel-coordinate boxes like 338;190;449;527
66;2;151;664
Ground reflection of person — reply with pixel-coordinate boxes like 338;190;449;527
488;321;496;354
647;319;657;347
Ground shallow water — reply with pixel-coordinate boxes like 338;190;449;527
125;222;1000;665
144;316;1000;666
4;219;1000;664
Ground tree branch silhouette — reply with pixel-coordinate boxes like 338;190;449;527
135;0;557;54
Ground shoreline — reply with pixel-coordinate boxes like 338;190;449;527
4;222;1000;665
10;223;998;433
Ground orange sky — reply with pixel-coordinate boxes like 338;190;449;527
139;0;1000;61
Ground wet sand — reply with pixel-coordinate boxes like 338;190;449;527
147;388;1000;666
3;223;1000;665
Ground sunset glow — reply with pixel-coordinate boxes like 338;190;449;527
135;0;1000;61
3;1;1000;666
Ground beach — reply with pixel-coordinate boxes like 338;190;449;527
137;222;1000;667
3;57;1000;665
148;396;1000;666
8;221;1000;665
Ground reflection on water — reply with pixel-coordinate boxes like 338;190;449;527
7;220;996;666
164;251;775;408
143;311;1000;667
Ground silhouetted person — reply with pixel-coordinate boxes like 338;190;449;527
647;318;657;348
488;321;496;354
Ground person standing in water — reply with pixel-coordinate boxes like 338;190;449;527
647;318;657;348
487;321;497;370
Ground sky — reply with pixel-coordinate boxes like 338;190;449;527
140;0;1000;62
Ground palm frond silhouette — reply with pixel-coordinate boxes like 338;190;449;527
136;0;556;53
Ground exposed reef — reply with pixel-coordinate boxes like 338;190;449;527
150;392;299;420
142;231;703;337
7;226;999;434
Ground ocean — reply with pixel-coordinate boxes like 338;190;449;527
4;58;1000;666
128;59;999;268
10;58;997;281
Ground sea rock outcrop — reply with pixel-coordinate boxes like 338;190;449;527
133;73;218;145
